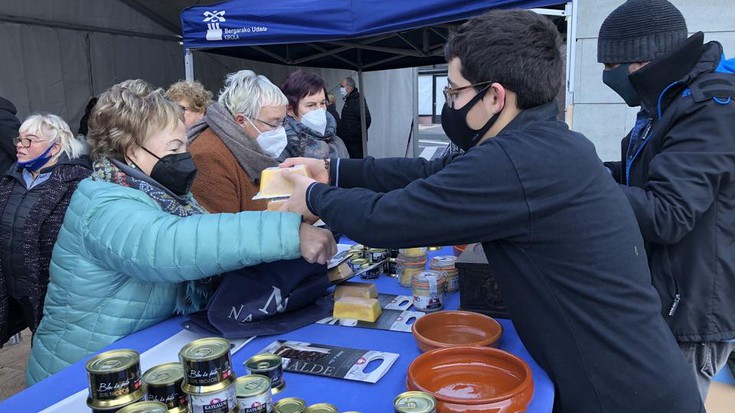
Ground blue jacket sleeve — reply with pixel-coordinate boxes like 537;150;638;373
312;144;529;248
620;102;735;244
80;188;302;282
333;154;459;192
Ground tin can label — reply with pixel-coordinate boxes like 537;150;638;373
188;384;236;413
180;338;233;387
87;351;143;401
238;393;271;413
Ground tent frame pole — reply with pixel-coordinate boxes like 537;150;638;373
185;48;194;82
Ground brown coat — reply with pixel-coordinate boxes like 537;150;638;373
190;127;266;213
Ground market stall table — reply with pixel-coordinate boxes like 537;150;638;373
1;251;554;412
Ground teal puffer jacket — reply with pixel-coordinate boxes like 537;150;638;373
26;178;301;384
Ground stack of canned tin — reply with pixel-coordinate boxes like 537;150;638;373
85;349;147;413
179;338;238;413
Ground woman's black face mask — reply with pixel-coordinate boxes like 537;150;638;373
141;147;198;196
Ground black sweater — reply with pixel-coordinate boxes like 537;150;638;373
307;102;703;413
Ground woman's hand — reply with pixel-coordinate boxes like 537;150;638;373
280;157;329;184
299;222;337;264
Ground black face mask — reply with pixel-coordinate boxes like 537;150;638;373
142;147;198;196
602;63;641;107
440;85;501;151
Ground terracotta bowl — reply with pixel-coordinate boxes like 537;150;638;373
407;346;534;413
412;310;503;353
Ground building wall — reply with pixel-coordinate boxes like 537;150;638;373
573;0;735;161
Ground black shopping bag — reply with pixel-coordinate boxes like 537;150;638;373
183;259;332;338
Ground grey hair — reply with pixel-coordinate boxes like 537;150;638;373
343;77;356;88
19;113;88;160
218;69;287;119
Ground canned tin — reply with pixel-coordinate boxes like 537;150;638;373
236;374;272;413
86;349;146;409
349;258;368;273
360;262;380;279
304;403;338;413
349;245;366;259
143;362;188;413
367;248;387;264
411;271;446;312
273;397;307;413
386;258;398;277
180;337;234;392
90;395;145;413
117;401;170;413
187;381;238;413
394;391;437;413
244;354;285;394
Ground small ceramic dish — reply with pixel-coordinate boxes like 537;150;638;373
411;310;503;353
407;346;534;413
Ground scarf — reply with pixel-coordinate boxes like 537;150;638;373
91;157;213;313
188;102;276;184
281;113;349;161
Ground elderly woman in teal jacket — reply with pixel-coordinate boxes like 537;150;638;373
25;79;336;384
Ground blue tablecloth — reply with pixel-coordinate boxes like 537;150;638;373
2;251;554;412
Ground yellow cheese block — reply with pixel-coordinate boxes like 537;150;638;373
327;262;354;283
333;297;382;322
334;282;378;299
259;165;310;197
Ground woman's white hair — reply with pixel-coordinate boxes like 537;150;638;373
20;113;88;160
218;69;287;118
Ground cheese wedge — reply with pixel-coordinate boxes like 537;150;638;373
333;297;382;322
259;165;310;197
327;262;354;283
334;282;378;299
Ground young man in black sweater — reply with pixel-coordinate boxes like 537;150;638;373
281;9;703;413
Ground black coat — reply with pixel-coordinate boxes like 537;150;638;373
336;89;371;158
0;157;92;345
605;40;735;343
307;102;703;413
0;97;20;174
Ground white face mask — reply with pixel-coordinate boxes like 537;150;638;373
339;87;347;97
301;108;327;135
248;118;288;158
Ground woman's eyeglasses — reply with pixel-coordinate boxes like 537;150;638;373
14;136;52;148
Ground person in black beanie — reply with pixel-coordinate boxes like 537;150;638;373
599;0;735;400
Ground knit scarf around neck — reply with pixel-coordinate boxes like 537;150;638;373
91;157;213;313
188;102;276;184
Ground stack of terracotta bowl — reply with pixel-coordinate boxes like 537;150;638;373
409;310;533;413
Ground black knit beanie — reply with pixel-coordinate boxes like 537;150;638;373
598;0;688;64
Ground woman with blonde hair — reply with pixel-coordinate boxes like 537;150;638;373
26;79;334;384
0;113;91;348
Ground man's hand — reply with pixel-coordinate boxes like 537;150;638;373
280;157;329;184
279;169;319;224
298;222;337;264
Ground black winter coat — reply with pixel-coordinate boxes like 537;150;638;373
605;38;735;343
307;102;703;413
0;157;92;345
336;89;371;158
0;97;20;174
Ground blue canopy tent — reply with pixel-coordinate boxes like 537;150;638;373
180;0;576;156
